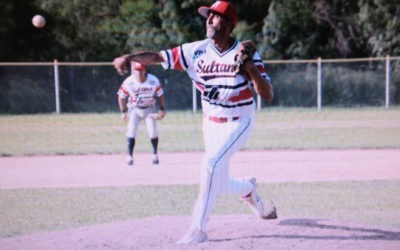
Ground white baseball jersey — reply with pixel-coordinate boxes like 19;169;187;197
161;39;271;233
160;38;270;117
117;73;163;109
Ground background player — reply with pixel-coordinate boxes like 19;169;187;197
117;62;166;165
113;0;276;244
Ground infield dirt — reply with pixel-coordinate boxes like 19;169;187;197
0;149;399;249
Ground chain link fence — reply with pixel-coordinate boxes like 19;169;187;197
1;57;399;114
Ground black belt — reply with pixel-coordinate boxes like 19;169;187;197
136;106;151;109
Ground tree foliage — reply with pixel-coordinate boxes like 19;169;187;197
357;0;400;57
0;0;398;61
261;0;399;59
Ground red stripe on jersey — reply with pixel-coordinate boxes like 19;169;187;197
229;88;253;102
171;47;183;70
256;64;266;74
119;87;129;95
194;82;204;92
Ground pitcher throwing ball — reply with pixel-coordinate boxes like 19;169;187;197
113;0;276;244
117;62;166;166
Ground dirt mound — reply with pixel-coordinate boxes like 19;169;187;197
1;215;399;250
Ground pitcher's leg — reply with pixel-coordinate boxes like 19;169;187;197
189;156;218;231
178;117;255;244
215;117;255;196
190;117;254;231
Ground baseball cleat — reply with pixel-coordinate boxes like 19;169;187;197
241;178;278;219
152;154;159;165
175;229;208;245
126;156;134;166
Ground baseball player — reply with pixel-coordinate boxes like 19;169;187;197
117;62;166;165
113;0;276;244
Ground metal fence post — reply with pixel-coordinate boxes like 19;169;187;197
192;83;197;113
54;59;60;114
257;95;261;111
385;55;390;109
317;57;322;111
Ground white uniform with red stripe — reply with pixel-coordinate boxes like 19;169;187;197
160;38;271;232
117;73;163;138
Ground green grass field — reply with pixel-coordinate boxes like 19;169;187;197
1;107;399;238
1;107;399;156
1;180;399;237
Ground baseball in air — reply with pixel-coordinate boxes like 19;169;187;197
32;15;46;28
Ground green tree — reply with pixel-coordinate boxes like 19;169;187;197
259;0;323;59
357;0;400;57
258;0;399;59
312;0;363;58
1;0;399;61
117;0;201;51
37;0;122;61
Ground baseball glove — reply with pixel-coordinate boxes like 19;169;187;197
149;110;166;120
234;40;256;74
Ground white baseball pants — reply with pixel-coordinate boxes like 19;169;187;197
190;116;255;232
126;107;158;138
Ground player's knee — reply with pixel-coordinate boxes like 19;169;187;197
203;156;215;166
203;157;221;173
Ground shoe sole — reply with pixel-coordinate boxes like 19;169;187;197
241;182;278;220
260;207;278;219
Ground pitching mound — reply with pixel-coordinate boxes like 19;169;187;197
1;215;399;250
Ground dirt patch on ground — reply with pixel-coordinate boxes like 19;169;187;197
1;215;399;250
0;149;399;249
1;149;400;188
